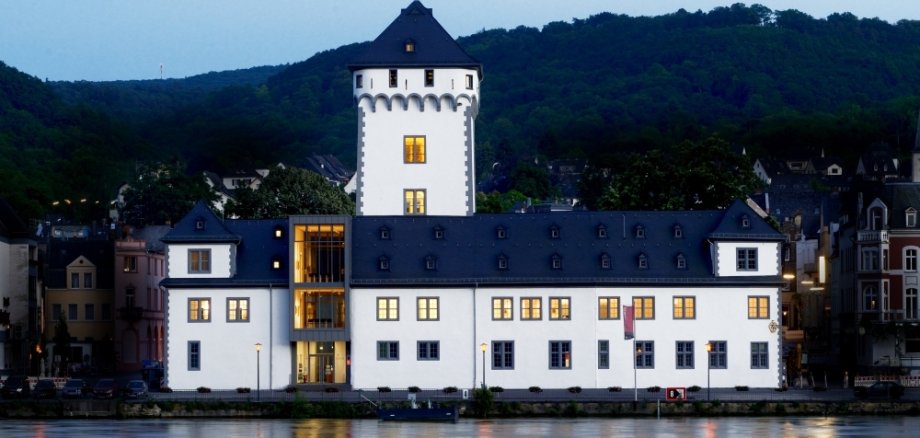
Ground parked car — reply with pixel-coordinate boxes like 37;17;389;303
1;375;31;399
855;381;905;400
123;380;148;399
32;379;57;399
92;378;118;399
62;378;90;399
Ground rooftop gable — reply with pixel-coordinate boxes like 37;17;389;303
162;201;240;244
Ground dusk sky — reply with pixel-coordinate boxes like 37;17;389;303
2;0;919;82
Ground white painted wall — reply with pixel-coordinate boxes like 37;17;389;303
165;286;291;390
715;242;781;277
167;243;234;279
350;284;782;391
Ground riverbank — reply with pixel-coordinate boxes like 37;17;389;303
2;398;919;419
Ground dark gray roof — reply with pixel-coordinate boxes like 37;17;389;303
884;183;920;228
45;240;115;289
351;200;783;287
348;1;481;76
161;202;288;288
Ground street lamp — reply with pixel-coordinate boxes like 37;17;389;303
634;343;642;402
705;342;713;401
255;342;262;401
480;342;487;390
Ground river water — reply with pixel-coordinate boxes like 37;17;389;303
2;417;918;437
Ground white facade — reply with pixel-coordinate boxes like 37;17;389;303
353;67;479;216
166;243;235;278
350;284;783;391
715;242;781;277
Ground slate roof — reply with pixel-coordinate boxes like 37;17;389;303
160;201;288;288
348;1;482;77
351;200;783;287
882;183;920;229
45;239;115;289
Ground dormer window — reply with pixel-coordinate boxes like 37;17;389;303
600;253;611;270
496;226;507;239
433;226;445;240
550;225;560;239
741;215;751;229
635;225;645;239
194;217;205;230
497;254;509;271
551;254;562;270
272;257;283;270
676;253;687;270
404;40;416;53
638;253;648;270
378;256;390;271
273;225;284;239
379;226;391;240
597;224;608;239
425;255;437;271
907;208;917;228
673;225;683;239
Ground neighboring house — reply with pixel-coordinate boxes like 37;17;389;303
302;154;353;186
114;225;170;373
0;197;41;374
855;145;900;182
221;169;266;192
44;239;115;375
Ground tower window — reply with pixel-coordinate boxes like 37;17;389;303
425;69;434;87
404;189;426;215
389;69;398;88
404;136;426;163
404;40;415;53
465;74;473;90
355;74;363;89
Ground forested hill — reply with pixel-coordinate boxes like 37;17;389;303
4;4;920;220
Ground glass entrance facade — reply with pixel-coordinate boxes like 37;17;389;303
295;341;346;384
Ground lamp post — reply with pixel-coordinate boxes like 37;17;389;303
480;342;487;390
255;342;262;401
705;342;712;401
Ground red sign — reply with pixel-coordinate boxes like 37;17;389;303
665;387;686;401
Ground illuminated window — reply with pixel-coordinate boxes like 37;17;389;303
633;296;654;319
124;256;137;273
417;297;439;321
404;189;426;215
188;249;210;273
521;297;542;320
227;298;249;322
673;296;695;319
748;296;769;319
188;298;211;322
549;297;571;320
377;297;399;320
404;40;415;53
424;69;434;87
492;297;513;320
598;297;620;320
404;136;426;163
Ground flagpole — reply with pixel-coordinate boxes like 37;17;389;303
633;338;637;402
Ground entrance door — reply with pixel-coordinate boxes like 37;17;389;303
307;341;336;384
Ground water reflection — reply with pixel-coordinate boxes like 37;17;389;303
1;417;919;437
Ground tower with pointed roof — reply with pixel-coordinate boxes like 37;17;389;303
349;1;481;216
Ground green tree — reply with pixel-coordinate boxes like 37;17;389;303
225;166;354;219
476;190;528;213
598;136;761;210
120;161;218;226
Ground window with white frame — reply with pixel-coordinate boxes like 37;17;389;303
549;340;571;369
906;248;918;271
908;208;918;228
907;288;919;320
863;284;878;311
862;248;879;271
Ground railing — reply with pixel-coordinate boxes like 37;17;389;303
857;230;889;243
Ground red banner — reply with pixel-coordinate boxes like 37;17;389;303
623;305;634;340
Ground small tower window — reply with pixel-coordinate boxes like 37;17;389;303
465;74;474;90
379;226;391;240
355;74;363;89
550;225;560;239
194;217;205;230
551;254;562;270
635;225;645;239
497;254;509;271
673;225;683;239
378;256;390;271
404;40;415;53
638;253;648;270
425;69;434;87
741;215;751;229
273;225;284;239
676;253;687;270
389;69;398;88
600;253;611;270
597;224;608;239
433;226;445;240
496;226;507;239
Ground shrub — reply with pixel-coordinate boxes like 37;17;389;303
489;386;504;393
607;386;622;392
442;386;458;394
735;385;750;391
647;386;661;392
473;387;494;418
407;386;421;393
377;386;392;392
568;386;582;393
528;386;543;393
196;386;211;393
688;385;701;392
236;387;251;394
